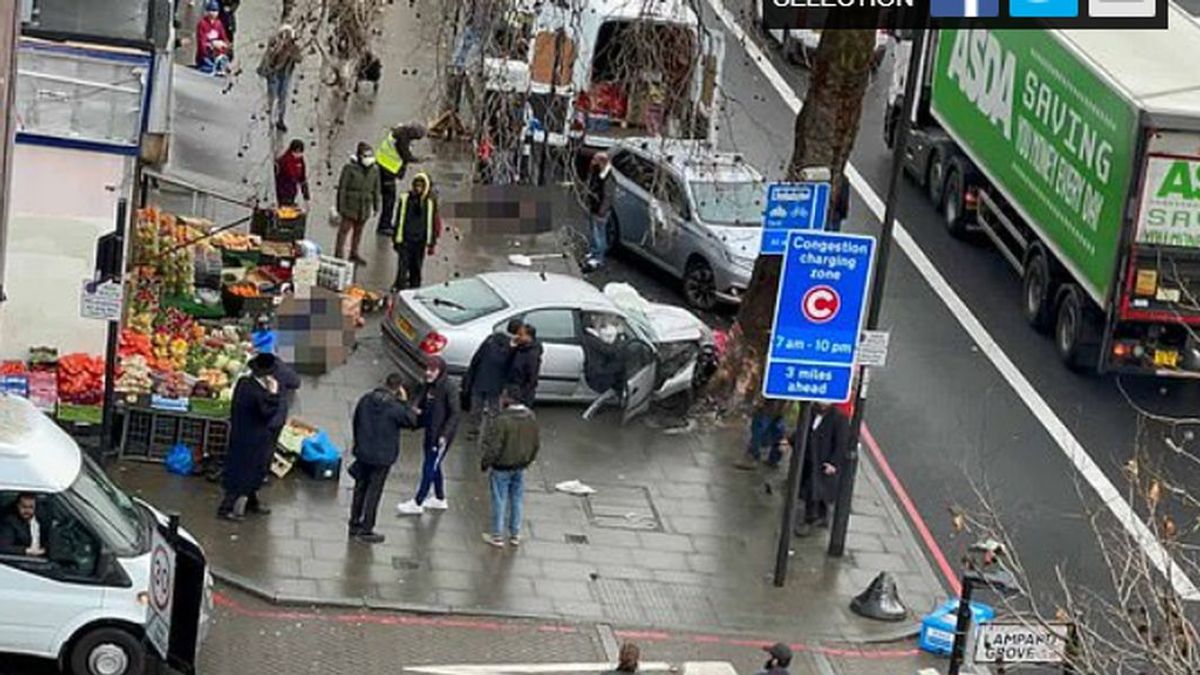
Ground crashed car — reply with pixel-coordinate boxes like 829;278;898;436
382;272;715;422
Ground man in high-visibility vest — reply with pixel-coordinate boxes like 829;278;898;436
375;124;426;237
392;172;439;291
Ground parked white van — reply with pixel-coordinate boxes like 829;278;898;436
477;0;725;150
0;395;211;675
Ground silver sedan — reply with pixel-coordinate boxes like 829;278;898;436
382;272;715;422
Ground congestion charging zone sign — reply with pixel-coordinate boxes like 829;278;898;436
763;231;876;403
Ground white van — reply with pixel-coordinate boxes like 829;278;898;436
0;395;211;675
479;0;725;150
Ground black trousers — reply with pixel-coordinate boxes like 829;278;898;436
218;490;260;515
393;240;426;290
376;173;398;234
349;463;390;533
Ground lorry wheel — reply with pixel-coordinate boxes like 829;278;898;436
683;258;718;311
1055;286;1100;372
926;151;946;207
1022;250;1056;333
942;167;969;238
69;627;147;675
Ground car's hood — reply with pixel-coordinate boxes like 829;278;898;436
604;283;711;344
707;225;761;260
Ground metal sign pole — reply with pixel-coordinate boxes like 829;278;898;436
0;0;18;304
99;198;128;458
773;402;812;587
828;23;928;557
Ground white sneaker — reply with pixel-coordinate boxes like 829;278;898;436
425;497;449;511
396;500;425;516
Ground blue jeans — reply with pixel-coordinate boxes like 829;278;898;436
267;70;292;124
747;412;786;466
452;26;480;70
489;469;525;537
589;213;609;263
414;438;448;504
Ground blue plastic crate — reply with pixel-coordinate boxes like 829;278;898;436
919;599;996;656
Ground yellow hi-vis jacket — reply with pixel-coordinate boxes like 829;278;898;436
376;133;403;176
394;173;437;246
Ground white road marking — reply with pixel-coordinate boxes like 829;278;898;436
708;0;1200;602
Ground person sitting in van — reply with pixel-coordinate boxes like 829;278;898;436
0;493;46;557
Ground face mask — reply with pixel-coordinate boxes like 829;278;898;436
361;155;376;167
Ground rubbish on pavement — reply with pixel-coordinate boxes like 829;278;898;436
919;598;995;656
555;480;595;496
849;571;909;622
165;443;195;475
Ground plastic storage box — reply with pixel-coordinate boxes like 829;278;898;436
919;599;996;656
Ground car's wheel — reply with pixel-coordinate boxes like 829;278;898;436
1022;249;1056;332
942;166;969;238
69;627;147;675
926;151;946;207
683;257;718;311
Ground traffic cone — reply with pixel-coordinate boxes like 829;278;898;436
850;572;908;622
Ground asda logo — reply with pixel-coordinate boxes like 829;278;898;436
946;29;1016;141
1156;160;1200;201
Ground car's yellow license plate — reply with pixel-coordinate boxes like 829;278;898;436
394;316;416;340
1155;349;1179;368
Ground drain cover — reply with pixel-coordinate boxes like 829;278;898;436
584;485;663;531
564;533;590;545
391;557;421;571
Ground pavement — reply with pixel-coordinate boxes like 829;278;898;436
103;1;959;673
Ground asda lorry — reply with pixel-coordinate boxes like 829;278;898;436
886;6;1200;376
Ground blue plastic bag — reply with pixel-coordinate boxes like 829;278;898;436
300;430;341;464
165;443;194;476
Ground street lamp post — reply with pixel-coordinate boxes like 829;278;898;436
828;22;928;557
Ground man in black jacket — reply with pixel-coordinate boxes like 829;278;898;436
506;323;542;407
348;373;417;543
0;493;45;556
397;355;461;516
583;152;615;272
793;403;851;537
462;319;522;437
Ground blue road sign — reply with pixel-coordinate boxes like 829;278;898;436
760;181;832;255
763;230;876;403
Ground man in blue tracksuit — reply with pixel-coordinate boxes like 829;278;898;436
396;355;460;516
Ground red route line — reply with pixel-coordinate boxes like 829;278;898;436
213;592;917;660
861;424;962;596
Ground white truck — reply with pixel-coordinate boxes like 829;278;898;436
887;7;1200;376
478;0;725;151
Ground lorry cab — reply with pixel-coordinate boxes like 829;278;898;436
478;0;724;151
0;395;211;675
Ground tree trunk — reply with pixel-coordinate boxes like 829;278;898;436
706;25;879;408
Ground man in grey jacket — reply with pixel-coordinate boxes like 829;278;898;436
480;386;540;548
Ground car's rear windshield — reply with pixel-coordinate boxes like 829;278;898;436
412;278;508;325
689;181;765;226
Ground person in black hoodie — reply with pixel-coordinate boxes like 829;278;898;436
396;355;460;516
461;319;522;437
506;323;542;407
348;373;417;543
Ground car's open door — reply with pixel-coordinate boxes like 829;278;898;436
620;338;658;424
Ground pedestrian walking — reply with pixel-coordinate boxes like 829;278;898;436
605;643;640;674
756;643;793;675
218;354;282;522
735;399;788;469
506;323;542;407
348;373;417;543
391;172;440;291
258;25;301;133
461;319;522;437
793;402;850;537
274;139;310;208
583;152;615;271
375;124;426;237
396;356;460;516
335;142;380;265
480;386;540;548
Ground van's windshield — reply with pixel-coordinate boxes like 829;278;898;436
62;456;148;557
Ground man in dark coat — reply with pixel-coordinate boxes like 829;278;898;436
793;403;851;537
218;354;282;522
583;152;615;271
0;493;45;556
397;356;461;515
506;323;542;407
580;315;627;420
461;319;521;437
348;373;417;543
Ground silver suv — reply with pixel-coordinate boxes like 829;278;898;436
607;140;765;310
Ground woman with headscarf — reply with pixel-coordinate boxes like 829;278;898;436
195;1;232;75
218;353;281;522
396;356;461;516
